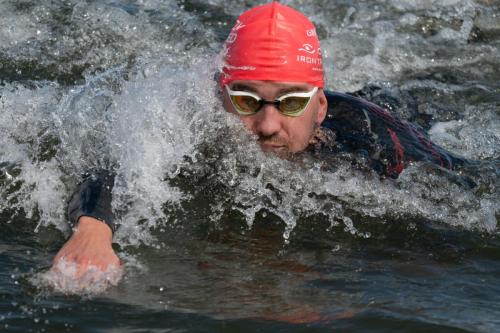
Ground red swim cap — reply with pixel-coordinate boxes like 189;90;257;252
219;2;324;88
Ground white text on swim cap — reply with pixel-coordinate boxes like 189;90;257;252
296;55;322;65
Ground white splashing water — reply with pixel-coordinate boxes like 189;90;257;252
0;0;499;295
0;83;67;230
34;259;123;295
209;139;498;237
429;105;500;160
1;55;498;249
109;60;222;246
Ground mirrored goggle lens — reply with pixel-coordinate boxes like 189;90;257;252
230;95;261;114
231;95;310;116
279;96;311;116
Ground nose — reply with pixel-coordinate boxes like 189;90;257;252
251;104;283;137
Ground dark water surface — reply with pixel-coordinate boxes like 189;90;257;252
1;0;499;332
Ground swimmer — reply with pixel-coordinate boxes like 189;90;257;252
51;2;467;289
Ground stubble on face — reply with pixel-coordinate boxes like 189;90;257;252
257;112;322;158
222;81;327;157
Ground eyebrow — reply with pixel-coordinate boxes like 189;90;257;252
229;84;311;95
278;86;310;95
230;84;258;93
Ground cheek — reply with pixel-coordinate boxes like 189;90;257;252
285;121;308;150
286;112;318;151
238;115;256;132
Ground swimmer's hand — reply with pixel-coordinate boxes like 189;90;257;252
49;216;122;293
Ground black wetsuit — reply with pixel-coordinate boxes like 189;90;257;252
322;91;467;177
68;91;467;232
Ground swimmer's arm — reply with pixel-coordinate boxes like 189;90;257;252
52;170;120;277
67;170;118;233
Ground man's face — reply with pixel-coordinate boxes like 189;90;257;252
222;80;328;156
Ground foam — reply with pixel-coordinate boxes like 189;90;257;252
1;57;498;253
109;64;208;245
389;0;471;11
317;0;494;92
0;0;498;251
0;0;210;86
0;12;46;48
429;104;500;160
34;258;123;295
182;105;498;236
0;83;67;230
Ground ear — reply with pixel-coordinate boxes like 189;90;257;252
315;89;328;125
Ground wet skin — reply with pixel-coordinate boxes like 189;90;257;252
52;80;327;293
50;216;122;291
222;80;328;156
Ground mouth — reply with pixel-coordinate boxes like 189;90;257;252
259;142;287;152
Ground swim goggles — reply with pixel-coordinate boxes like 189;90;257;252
225;86;318;117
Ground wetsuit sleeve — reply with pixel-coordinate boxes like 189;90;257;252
322;91;469;178
67;170;117;233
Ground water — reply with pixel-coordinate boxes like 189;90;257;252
1;0;499;331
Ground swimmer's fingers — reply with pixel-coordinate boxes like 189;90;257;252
52;216;120;277
50;239;122;293
52;251;121;279
50;217;122;293
48;259;123;294
48;217;118;294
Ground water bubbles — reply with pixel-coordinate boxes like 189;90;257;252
34;258;123;295
0;3;497;331
400;13;419;26
0;0;497;254
429;104;500;160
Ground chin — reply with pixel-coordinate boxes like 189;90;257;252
260;144;294;159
